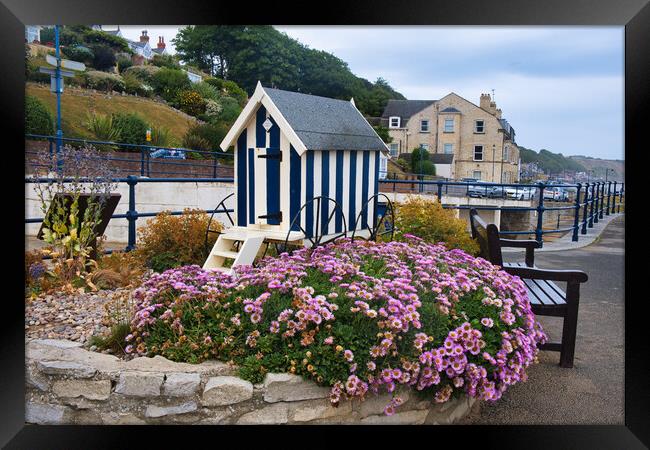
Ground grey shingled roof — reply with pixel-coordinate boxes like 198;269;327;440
264;87;386;152
440;107;461;113
381;99;436;122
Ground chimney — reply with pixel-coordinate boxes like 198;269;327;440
480;93;491;111
157;36;166;50
140;30;149;43
495;108;502;119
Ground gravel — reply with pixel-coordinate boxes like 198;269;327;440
25;288;133;346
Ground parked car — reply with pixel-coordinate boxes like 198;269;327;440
462;178;490;198
544;187;568;202
506;186;535;200
487;186;507;198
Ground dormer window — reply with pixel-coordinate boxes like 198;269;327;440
389;116;401;128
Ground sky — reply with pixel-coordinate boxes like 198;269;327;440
116;26;624;160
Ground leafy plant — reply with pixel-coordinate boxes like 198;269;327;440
410;147;436;176
89;44;117;71
122;72;153;97
149;125;172;147
116;55;133;73
151;67;191;103
123;65;160;83
393;196;479;255
181;122;228;153
177;89;206;117
61;45;94;65
25;95;54;135
85;112;122;145
191;81;220;101
132;209;221;272
151;54;179;69
112;112;148;147
81;70;125;93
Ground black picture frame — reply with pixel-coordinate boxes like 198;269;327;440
4;0;646;448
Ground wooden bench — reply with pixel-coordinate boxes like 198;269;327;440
469;209;588;368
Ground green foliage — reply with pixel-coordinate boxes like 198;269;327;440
173;26;404;116
81;70;125;92
177;90;207;117
85;113;121;144
519;146;586;174
181;122;229;153
393;196;480;255
218;96;242;123
25;95;54;135
205;77;248;106
122;72;153;97
151;67;192;103
123;65;161;83
410;147;436;176
191;81;220;101
89;323;131;354
149;125;172;147
112;112;148;146
116;55;133;73
151;53;179;69
90;44;116;71
61;45;94;65
39;27;55;44
373;125;392;143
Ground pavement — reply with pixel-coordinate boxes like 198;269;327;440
462;214;625;425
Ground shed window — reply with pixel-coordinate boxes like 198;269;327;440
474;145;484;161
420;120;429;132
389;116;401;128
444;118;454;132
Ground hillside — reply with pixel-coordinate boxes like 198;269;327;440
519;146;586;174
26;82;198;145
569;155;625;181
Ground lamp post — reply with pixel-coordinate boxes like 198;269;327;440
491;144;496;182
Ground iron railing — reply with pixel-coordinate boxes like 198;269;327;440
25;175;624;252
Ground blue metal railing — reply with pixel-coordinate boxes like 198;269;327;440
25;174;624;252
26;134;234;178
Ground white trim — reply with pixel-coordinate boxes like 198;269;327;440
220;82;309;155
389;116;401;129
348;97;390;154
473;145;484;161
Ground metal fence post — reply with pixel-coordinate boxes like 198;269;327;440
582;182;589;234
146;147;151;177
437;182;443;202
535;182;545;246
126;175;138;251
618;183;624;213
213;152;218;178
572;183;581;241
588;183;595;228
140;147;145;177
598;182;604;219
611;181;617;214
605;181;611;216
593;182;600;223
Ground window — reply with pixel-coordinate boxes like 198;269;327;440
419;143;429;151
389;143;399;157
473;171;482;180
474;145;484;161
420;120;429;132
475;120;485;133
444;118;454;132
389;116;401;128
503;145;510;162
443;143;453;154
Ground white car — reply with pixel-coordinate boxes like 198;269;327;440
506;186;535;200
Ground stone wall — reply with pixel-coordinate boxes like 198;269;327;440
26;339;478;425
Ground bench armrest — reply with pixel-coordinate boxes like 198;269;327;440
505;266;588;284
499;239;541;267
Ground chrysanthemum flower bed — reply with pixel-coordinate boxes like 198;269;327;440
128;236;547;415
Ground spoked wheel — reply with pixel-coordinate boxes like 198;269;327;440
351;194;396;243
283;196;347;253
204;193;235;255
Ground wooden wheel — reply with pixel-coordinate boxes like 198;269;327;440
283;196;347;253
351;194;395;243
204;193;235;255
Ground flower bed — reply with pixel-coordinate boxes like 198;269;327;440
129;236;547;416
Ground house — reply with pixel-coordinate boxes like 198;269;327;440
204;82;388;271
25;25;41;43
381;93;520;183
94;27;168;63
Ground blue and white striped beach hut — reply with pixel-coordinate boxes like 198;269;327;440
204;82;388;271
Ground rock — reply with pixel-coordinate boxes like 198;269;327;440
52;380;111;401
202;376;253;406
263;373;330;403
289;398;353;423
25;402;66;424
31;339;82;349
145;401;198;418
37;360;97;378
163;372;200;397
360;409;429;425
356;390;410;418
115;371;164;397
26;365;49;391
236;403;289;425
101;412;147;425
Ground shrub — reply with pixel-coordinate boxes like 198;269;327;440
85;113;122;143
181;122;229;153
90;44;117;71
218;96;243;123
133;209;221;272
25;95;54;135
205;77;248;106
177;89;206;117
149;125;171;147
151;54;179;69
410;147;436;176
123;65;160;83
93;251;146;289
203;99;223;121
192;81;220;101
116;55;133;73
393;196;479;255
129;237;547;414
81;70;125;93
61;45;94;65
151;67;191;103
123;72;153;97
112;112;148;146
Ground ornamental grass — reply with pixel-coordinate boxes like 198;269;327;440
128;236;546;415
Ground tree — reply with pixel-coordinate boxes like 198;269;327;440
90;44;116;71
410;147;436;177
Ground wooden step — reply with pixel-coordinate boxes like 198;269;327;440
210;249;239;259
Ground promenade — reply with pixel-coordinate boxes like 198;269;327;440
463;214;625;424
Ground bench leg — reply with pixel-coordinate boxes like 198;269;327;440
559;282;581;368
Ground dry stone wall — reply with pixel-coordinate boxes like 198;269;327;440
26;339;478;425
